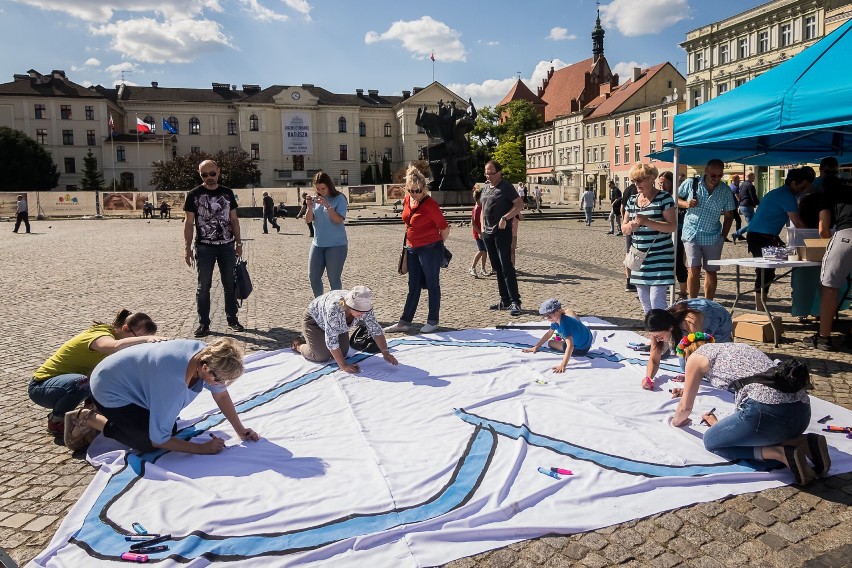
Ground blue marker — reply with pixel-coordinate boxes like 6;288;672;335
132;522;148;535
537;466;560;480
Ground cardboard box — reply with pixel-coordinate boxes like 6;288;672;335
797;238;830;262
732;314;784;342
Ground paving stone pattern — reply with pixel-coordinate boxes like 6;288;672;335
1;209;850;567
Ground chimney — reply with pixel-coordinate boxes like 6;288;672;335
356;88;364;96
632;67;642;82
51;70;67;80
402;90;411;99
151;81;158;88
368;89;379;97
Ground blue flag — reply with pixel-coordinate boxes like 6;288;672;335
162;118;177;134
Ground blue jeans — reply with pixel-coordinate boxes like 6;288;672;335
733;206;755;238
262;212;279;233
195;243;238;325
28;374;90;417
308;244;348;297
482;229;521;305
401;241;443;324
584;207;593;225
703;399;810;461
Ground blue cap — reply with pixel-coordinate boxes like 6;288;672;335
538;298;562;315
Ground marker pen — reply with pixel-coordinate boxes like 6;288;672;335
700;408;716;426
125;535;159;541
823;425;851;433
135;545;168;554
550;468;573;476
132;522;148;535
817;415;832;424
120;551;149;563
537;467;560;480
129;534;170;550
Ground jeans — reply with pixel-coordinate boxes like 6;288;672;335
401;241;443;324
636;285;668;314
482;229;521;305
308;244;348;297
195;242;238;325
608;211;622;233
584;207;593;225
13;212;30;233
704;399;811;461
28;374;90;417
262;212;279;233
733;206;755;238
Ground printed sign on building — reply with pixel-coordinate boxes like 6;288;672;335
282;111;313;155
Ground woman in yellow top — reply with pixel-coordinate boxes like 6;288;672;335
29;309;162;436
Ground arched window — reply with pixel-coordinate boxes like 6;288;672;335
359;121;366;137
249;114;259;131
143;115;155;131
338;117;347;133
189;117;200;135
227;119;237;135
384;122;391;137
167;116;179;133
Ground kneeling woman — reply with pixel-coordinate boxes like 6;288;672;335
641;299;732;390
672;334;829;486
293;285;398;374
64;338;259;453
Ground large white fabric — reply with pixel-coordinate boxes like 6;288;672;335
31;321;852;567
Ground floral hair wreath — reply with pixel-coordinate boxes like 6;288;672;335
675;331;715;356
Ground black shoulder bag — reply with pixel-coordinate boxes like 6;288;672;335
234;256;253;306
350;323;380;353
729;358;812;394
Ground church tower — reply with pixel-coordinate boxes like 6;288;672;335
592;7;605;62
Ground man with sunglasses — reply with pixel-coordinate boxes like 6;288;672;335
184;160;244;337
676;159;736;300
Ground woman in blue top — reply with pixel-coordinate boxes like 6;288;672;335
621;162;677;314
305;171;349;297
63;338;260;453
641;299;733;390
523;298;594;373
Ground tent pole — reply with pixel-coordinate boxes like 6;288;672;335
671;148;680;306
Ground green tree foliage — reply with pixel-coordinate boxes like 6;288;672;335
150;150;261;192
79;149;106;191
362;165;374;184
468;101;543;183
381;156;392;184
492;139;526;183
498;100;544;149
0;127;59;190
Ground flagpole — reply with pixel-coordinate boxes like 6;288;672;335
161;114;166;164
432;50;435;82
135;113;142;191
111;128;116;192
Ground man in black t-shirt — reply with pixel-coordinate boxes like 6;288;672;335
262;191;280;234
607;181;622;235
183;160;244;337
620;183;638;291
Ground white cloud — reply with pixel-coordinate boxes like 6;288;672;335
92;18;232;64
477;39;500;46
84;57;101;66
281;0;312;20
612;60;649;80
81;80;93;87
105;62;138;75
9;0;223;24
600;0;690;37
238;0;287;22
365;16;466;62
547;27;576;41
448;59;570;109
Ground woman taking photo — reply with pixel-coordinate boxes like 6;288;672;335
305;171;348;297
671;334;829;486
621;162;677;314
64;338;259;453
293;285;398;373
641;299;732;390
29;309;162;436
384;165;450;334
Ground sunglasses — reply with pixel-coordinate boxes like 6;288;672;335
200;171;218;178
409;189;423;194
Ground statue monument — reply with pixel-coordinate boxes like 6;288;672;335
415;98;477;191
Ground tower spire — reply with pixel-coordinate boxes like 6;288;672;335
592;2;605;62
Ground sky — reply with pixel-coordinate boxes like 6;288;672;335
1;0;761;109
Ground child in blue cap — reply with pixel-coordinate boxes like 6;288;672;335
523;298;594;373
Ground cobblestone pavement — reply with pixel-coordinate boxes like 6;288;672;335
1;210;850;568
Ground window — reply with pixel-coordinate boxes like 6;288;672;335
623;117;629;135
340;170;349;185
250;143;259;160
143;115;155;130
117;145;126;162
36;128;47;144
650;141;657;154
383;122;391;137
615;121;620;136
87;129;96;146
189;117;200;134
662;109;670;129
593;124;599;137
623;145;629;163
338;117;347;133
719;43;729;64
805;15;816;40
586;126;591;138
692;89;702;107
339;144;348;160
593;147;599;162
635;143;641;162
738;37;748;59
694;51;704;72
601;123;606;136
360;148;367;162
249;114;259;131
293;155;304;171
574;126;579;139
229;146;238;156
167;116;179;133
623;177;629;188
634;115;641;134
227;119;236;135
735;78;747;87
359;121;366;137
85;106;94;120
62;130;74;145
191;146;201;154
384;147;392;161
650;112;657;132
34;104;46;119
586;148;592;162
61;105;72;119
558;130;563;143
574;148;579;164
64;157;76;173
780;24;792;47
717;83;729;96
758;31;769;54
614;149;620;165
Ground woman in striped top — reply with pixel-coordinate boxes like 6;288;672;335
621;162;677;314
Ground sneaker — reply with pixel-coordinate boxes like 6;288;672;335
509;302;522;316
468;267;479;278
804;334;834;351
606;231;614;235
479;268;491;277
625;284;637;292
420;323;439;333
383;322;412;333
194;324;210;337
64;408;96;451
47;414;65;436
490;300;510;310
227;320;245;332
276;225;281;233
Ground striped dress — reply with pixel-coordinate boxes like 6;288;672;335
626;191;675;286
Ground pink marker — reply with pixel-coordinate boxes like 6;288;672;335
550;467;573;476
120;551;149;563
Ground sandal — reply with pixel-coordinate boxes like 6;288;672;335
783;445;815;486
806;433;831;476
641;376;654;390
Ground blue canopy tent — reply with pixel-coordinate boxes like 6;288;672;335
650;18;852;166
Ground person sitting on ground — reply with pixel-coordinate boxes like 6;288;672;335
64;337;259;453
293;286;398;374
641;299;732;390
522;298;594;373
670;334;828;486
29;309;163;437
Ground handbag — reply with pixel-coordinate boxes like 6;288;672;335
623;246;647;271
350;322;380;353
397;232;409;275
234;257;253;306
441;246;452;269
729;358;812;394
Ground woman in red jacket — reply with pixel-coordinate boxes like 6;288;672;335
384;165;450;334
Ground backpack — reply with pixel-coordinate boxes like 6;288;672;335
729;358;812;394
350;323;380;353
233;257;253;306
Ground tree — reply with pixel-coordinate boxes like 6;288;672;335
0;126;59;190
149;150;261;192
492;139;526;183
79;149;105;191
392;159;429;183
362;165;374;184
381;156;392;184
497;100;544;149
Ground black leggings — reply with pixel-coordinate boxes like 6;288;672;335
93;396;176;453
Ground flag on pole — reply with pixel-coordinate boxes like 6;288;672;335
108;114;115;133
430;51;435;62
136;116;152;133
161;117;177;135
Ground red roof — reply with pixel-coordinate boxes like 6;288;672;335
496;79;545;108
586;63;668;119
539;58;594;122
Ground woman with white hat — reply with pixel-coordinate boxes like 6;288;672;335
293;286;398;374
